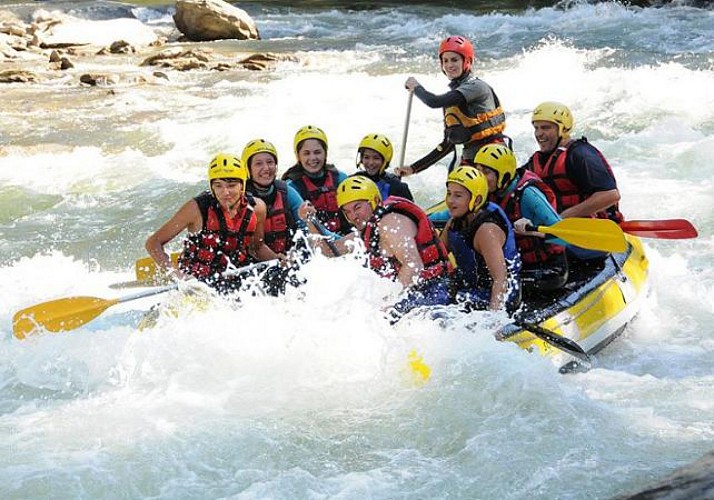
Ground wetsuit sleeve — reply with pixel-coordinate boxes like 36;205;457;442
413;86;467;109
520;186;561;227
392;180;414;201
520;186;567;246
410;138;455;173
566;142;618;194
286;184;307;231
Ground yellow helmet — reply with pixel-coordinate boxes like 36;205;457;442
447;166;488;212
474;144;517;190
294;125;328;157
531;101;574;139
241;138;278;173
357;133;394;174
207;152;247;184
336;176;382;210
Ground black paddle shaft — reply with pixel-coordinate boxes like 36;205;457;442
516;321;593;366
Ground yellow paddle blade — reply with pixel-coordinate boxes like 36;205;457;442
425;199;447;216
13;296;118;339
537;218;627;253
135;252;179;283
406;349;431;386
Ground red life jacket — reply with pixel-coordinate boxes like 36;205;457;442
178;192;257;283
286;166;347;233
528;138;623;223
259;180;294;255
491;170;565;265
362;196;453;283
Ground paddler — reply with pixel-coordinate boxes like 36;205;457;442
281;125;351;235
145;153;275;294
443;166;522;313
395;35;511;177
350;133;413;201
242;138;312;295
302;176;452;322
474;144;569;294
242;138;311;258
523;101;624;264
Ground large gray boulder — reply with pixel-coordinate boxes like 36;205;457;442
173;0;259;42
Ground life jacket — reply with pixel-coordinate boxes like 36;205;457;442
528;138;624;223
443;77;507;147
178;192;257;287
447;202;521;295
362;196;453;284
491;169;566;265
352;171;410;202
248;180;295;255
284;165;348;233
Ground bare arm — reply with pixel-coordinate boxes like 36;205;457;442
379;213;423;288
473;223;508;311
560;189;620;219
145;199;202;273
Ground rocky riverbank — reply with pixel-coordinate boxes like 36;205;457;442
0;0;296;86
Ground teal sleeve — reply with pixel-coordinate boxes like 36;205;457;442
286;184;307;231
427;208;450;226
520;186;561;227
520;186;567;246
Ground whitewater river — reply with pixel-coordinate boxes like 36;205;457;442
1;1;713;498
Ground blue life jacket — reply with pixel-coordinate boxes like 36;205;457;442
447;202;521;313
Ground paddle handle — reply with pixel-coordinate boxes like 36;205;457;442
398;91;414;168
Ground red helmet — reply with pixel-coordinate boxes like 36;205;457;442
438;36;475;73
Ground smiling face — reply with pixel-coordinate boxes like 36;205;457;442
440;51;465;80
445;182;472;218
297;139;326;174
360;148;385;177
532;120;561;153
248;152;277;187
340;199;375;230
210;178;244;211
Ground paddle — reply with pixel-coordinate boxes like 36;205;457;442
406;349;431;385
398;90;414;171
528;217;627;253
307;215;340;257
13;285;178;339
15;260;280;339
620;219;698;239
515;321;593;367
425;199;447;215
135;252;180;284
